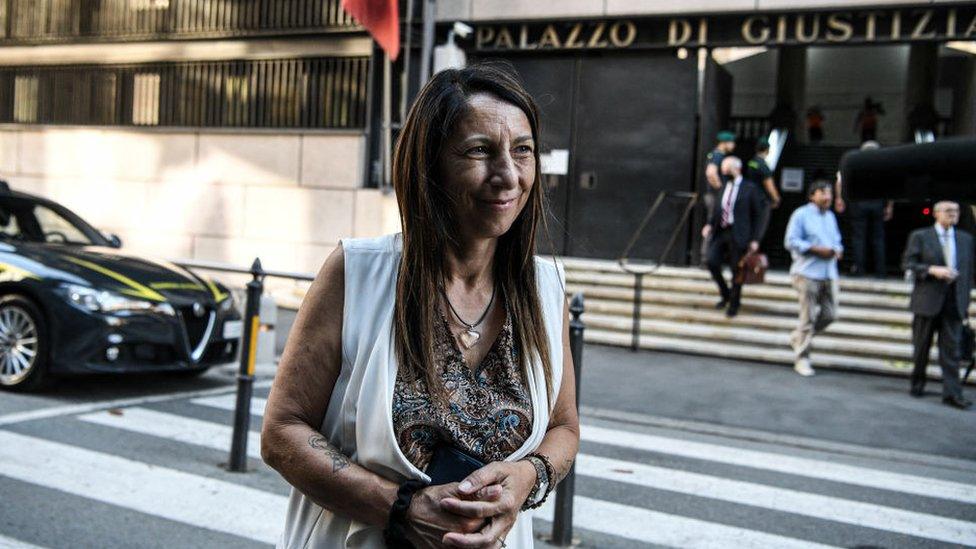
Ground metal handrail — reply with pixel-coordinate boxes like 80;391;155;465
617;190;699;275
174;258;315;282
616;190;698;351
175;256;314;472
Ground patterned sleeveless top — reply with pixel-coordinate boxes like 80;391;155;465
392;306;533;471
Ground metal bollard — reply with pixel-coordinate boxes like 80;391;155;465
551;292;585;546
228;258;264;473
631;272;643;352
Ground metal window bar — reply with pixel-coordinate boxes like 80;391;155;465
0;57;369;129
0;0;357;43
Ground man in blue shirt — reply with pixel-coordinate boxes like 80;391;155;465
784;181;844;376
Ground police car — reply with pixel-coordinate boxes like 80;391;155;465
0;183;242;391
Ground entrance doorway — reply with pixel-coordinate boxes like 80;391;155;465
495;51;699;260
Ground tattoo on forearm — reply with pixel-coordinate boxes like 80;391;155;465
308;434;350;474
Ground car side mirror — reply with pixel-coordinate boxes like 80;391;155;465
105;232;122;248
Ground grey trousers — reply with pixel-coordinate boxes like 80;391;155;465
790;276;839;359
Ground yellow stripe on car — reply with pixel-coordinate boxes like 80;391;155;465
65;257;166;302
203;277;229;302
149;282;207;291
0;262;41;282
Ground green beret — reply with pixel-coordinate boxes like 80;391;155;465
716;131;736;142
755;137;770;149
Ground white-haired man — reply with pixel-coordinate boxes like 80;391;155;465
702;156;763;318
902;201;973;410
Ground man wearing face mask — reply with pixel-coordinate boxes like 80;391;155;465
702;156;762;318
902;201;973;410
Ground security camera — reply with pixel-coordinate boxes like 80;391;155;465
452;22;473;38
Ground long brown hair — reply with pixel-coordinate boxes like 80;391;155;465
392;63;554;404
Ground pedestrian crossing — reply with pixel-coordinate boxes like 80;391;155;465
1;388;975;549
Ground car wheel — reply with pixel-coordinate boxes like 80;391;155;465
0;295;50;392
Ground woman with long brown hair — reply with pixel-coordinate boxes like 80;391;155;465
262;63;579;548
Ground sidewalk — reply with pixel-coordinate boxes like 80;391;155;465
578;344;976;461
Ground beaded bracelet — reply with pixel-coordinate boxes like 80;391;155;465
520;456;549;510
528;452;557;499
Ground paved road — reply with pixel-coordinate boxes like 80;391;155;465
578;344;976;461
1;355;974;549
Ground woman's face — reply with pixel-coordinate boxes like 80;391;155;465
437;93;536;242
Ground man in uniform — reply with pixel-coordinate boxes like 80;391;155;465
701;131;736;262
745;137;781;242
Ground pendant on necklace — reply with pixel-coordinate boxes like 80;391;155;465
459;329;481;349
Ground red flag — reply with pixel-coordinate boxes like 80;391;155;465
342;0;400;60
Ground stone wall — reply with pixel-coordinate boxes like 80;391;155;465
0;126;401;278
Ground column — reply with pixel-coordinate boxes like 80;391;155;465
904;43;940;140
769;46;807;138
951;56;976;136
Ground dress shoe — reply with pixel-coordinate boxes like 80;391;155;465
715;298;729;310
909;386;924;398
725;304;739;318
942;395;972;410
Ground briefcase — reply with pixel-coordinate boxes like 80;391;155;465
736;252;768;285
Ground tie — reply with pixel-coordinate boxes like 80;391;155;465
721;184;734;228
941;232;955;270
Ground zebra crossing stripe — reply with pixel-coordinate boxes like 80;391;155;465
0;534;47;549
191;394;267;418
0;380;273;427
78;407;976;546
537;495;839;549
78;407;262;459
0;431;286;545
190;394;976;506
578;453;976;546
5;417;837;549
582;424;976;505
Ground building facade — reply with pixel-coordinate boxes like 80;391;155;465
435;0;976;270
0;1;974;276
0;0;400;281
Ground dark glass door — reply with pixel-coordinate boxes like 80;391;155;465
507;51;699;260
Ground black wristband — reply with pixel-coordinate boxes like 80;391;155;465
383;478;427;548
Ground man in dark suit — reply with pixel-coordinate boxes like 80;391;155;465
902;201;973;409
702;156;763;318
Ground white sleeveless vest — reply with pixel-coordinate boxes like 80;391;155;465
277;233;565;549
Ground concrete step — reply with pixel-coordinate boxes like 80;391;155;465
560;256;918;295
581;299;912;342
581;328;960;382
581;313;931;361
565;283;914;325
566;270;911;310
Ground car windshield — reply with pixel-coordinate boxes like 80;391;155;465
0;198;98;246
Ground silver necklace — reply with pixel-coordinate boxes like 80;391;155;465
441;284;496;349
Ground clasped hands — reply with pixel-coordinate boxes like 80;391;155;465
404;460;537;548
